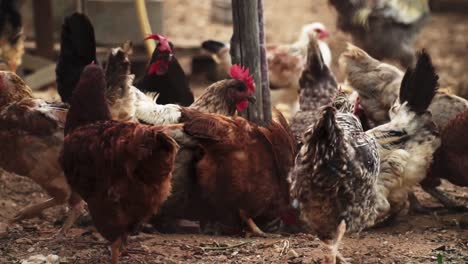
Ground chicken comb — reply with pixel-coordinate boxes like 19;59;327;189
229;64;255;93
145;34;172;52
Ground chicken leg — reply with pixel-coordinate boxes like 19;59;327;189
423;186;468;212
58;197;85;234
322;220;350;264
11;197;61;223
239;209;267;237
111;237;122;264
409;189;468;214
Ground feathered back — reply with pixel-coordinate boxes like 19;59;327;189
301;106;346;188
64;64;110;135
339;43;380;71
332;88;354;113
105;42;132;97
0;0;22;44
56;12;97;103
0;71;32;106
399;50;439;114
440;109;468;153
258;109;296;198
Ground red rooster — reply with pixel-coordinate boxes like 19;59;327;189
60;64;178;264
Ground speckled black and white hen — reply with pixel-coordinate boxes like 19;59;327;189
289;91;380;263
290;37;338;144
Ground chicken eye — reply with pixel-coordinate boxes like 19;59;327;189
235;82;247;92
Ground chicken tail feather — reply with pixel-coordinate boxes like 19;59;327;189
201;40;227;54
399;50;439;114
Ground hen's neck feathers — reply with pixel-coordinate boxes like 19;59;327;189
189;81;236;116
0;72;32;107
65;67;111;135
298;40;337;112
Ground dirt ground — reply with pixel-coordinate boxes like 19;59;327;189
1;1;468;263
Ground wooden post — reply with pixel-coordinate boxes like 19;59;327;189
257;0;271;124
230;0;271;125
32;0;54;60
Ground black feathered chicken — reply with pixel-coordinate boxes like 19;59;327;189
135;34;194;106
56;12;97;103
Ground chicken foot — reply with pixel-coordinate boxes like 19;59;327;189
409;189;468;214
111;237;122;264
239;209;267;237
10;197;61;223
110;235;131;264
322;220;349;264
58;197;85;234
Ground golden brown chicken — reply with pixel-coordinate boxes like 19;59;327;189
0;71;82;231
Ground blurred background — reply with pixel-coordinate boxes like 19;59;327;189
8;0;468;100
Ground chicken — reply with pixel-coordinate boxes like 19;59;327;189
340;45;468;211
201;22;331;119
339;44;468;130
134;64;257;125
0;0;24;72
0;71;83;231
367;51;441;219
56;12;97;103
180;107;296;236
105;41;138;122
135;34;194;106
414;109;468;212
289;90;380;263
290;37;338;143
145;65;258;232
329;0;429;68
202;22;331;82
60;64;178;264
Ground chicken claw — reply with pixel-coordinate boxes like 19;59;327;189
409;191;468;215
323;220;348;264
111;237;122;264
58;199;85;235
239;209;267;238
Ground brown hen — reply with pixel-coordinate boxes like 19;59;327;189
181;109;296;236
0;71;79;230
60;64;178;264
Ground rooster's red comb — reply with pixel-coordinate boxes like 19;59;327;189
144;34;172;52
229;64;255;93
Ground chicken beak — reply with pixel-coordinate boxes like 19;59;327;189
247;94;257;104
319;30;330;39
